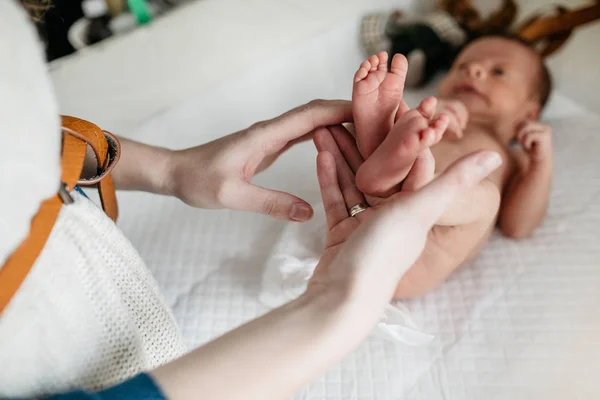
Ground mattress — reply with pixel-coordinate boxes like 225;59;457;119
51;2;600;399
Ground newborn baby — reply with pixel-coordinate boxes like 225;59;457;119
352;35;553;298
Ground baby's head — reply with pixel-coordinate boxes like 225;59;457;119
438;34;552;130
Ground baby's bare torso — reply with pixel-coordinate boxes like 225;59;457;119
431;126;512;188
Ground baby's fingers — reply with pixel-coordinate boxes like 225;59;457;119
446;101;468;129
517;126;541;142
517;121;549;139
430;113;450;142
521;130;546;150
446;117;463;140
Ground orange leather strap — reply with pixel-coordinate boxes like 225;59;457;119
0;195;63;315
0;117;120;315
61;116;120;221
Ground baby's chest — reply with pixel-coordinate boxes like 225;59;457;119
432;136;506;168
431;137;510;187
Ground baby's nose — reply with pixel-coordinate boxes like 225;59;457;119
466;63;486;80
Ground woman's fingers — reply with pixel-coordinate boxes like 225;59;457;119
328;125;364;174
316;151;350;230
222;182;314;222
314;128;365;210
255;100;353;149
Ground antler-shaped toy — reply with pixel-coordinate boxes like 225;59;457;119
518;1;600;57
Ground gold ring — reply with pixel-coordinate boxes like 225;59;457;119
349;203;369;217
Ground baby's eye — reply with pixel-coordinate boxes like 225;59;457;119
492;67;505;76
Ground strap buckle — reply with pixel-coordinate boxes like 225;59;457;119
58;182;74;205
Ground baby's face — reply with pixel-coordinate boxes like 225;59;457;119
438;37;541;124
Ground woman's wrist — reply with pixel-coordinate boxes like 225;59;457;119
299;280;383;353
112;137;178;196
155;147;179;197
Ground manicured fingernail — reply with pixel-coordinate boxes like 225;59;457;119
476;152;503;175
290;203;313;221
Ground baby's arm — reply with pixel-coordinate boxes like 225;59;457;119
499;122;553;238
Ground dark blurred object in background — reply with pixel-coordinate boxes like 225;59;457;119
32;0;184;62
34;0;85;61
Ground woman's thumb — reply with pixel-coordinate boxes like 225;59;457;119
398;150;503;228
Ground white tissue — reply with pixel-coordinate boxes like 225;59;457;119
259;206;434;346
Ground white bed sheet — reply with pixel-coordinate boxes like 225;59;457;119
107;20;600;399
53;8;600;400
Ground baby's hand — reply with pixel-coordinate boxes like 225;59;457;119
516;121;552;163
434;99;468;140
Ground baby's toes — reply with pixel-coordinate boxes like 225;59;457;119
417;96;438;119
401;108;429;124
368;54;380;71
389;53;408;77
376;51;389;71
419;127;437;148
354;65;370;83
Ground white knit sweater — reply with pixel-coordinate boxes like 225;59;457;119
0;1;184;397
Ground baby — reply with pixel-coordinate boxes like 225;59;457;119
351;35;553;298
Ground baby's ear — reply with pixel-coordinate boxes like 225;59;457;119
524;99;541;120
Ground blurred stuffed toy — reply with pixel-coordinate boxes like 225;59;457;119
360;0;518;87
360;0;600;88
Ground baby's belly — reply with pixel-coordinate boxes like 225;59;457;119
430;137;489;172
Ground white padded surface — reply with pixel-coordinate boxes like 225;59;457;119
110;21;600;399
51;4;600;399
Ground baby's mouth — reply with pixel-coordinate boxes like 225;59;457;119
453;83;489;103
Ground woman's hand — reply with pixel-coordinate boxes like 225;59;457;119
306;126;502;320
150;125;501;400
167;100;352;222
112;100;352;222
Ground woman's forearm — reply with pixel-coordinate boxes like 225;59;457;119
110;137;175;195
151;289;369;400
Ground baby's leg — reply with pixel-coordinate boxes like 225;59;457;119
392;179;501;298
352;52;409;159
356;97;448;197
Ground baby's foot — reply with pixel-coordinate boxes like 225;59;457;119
356;97;449;197
352;52;409;159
